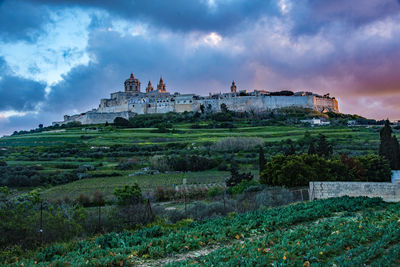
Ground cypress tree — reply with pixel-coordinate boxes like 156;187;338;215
316;134;333;157
379;120;400;170
392;135;400;170
308;142;316;155
259;146;266;175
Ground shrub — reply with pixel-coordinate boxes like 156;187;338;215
116;158;139;170
113;183;143;206
113;117;130;127
356;154;391;182
149;155;171;172
150;155;217;172
217;162;229;171
208;186;225;198
76;194;91;207
254;187;295;208
260;153;391;187
226;162;254;187
229;180;260;195
154;187;176;202
92;190;105;206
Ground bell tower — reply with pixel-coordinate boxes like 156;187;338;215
157;77;167;93
124;73;141;93
146;81;154;93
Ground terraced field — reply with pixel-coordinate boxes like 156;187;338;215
0;123;384;201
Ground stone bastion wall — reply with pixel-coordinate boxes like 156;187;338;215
309;181;400;202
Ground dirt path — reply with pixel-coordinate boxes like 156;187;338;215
136;245;222;266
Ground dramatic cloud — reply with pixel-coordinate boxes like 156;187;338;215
0;0;51;42
0;57;46;112
1;0;400;135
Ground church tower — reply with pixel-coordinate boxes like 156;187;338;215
146;81;154;93
230;81;237;93
124;73;141;93
157;77;167;93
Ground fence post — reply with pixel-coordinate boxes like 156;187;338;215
97;205;101;232
147;199;154;220
184;192;187;217
40;200;43;246
223;190;226;210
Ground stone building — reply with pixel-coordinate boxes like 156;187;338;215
54;73;339;125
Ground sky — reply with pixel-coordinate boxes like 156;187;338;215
1;0;400;135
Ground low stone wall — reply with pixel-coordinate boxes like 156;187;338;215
309;181;400;202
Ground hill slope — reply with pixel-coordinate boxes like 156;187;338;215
6;197;400;266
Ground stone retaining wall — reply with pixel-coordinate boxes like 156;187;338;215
309;181;400;202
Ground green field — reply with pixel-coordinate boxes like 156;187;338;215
7;197;400;266
41;170;230;200
0;125;380;147
0;122;385;201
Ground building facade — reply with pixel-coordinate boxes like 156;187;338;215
55;73;339;125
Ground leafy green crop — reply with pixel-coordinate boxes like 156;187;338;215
7;196;398;266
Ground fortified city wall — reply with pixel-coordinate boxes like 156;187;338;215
53;74;339;125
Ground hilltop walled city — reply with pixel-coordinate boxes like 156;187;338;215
55;73;339;125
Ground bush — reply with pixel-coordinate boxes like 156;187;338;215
114;183;144;206
208;186;225;198
226;162;254;187
149;155;171;172
76;194;91;207
260;153;391;187
229;180;260;195
116;158;140;170
113;117;130;127
154;187;176;202
356;154;391;182
150;155;217;172
92;190;105;206
254;187;295;208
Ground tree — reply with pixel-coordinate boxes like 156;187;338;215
308;142;316;155
113;184;143;206
379;119;400;170
226;160;253;187
92;190;105;206
315;134;333;157
220;103;229;113
284;139;296;156
38;124;43;129
259;146;266;175
113;117;130;127
200;104;205;114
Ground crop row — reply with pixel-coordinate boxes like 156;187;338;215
172;202;400;266
9;197;388;266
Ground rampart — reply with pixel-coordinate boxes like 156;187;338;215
309;181;400;202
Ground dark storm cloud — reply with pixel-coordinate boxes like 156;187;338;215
29;0;281;34
290;0;400;35
0;57;47;111
0;0;51;41
45;29;242;114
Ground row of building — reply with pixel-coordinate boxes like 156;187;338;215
55;73;339;125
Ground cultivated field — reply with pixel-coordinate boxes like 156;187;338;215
7;197;400;266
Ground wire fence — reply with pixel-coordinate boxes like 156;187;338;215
1;186;310;249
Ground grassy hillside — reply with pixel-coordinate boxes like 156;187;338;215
5;197;400;266
0;121;385;201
